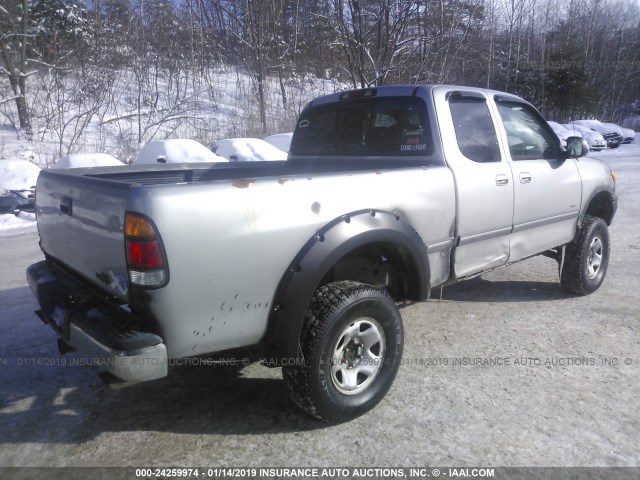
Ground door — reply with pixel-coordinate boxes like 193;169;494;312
433;87;514;278
494;98;582;261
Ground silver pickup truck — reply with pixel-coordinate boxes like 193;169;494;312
27;85;617;422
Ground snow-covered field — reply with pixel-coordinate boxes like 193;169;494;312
1;66;345;234
0;66;343;168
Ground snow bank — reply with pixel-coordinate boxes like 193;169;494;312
262;133;293;153
0;160;41;191
214;138;287;162
52;153;124;169
137;139;226;165
0;212;37;234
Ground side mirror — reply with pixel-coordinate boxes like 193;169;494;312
565;136;589;158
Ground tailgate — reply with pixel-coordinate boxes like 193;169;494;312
36;170;131;301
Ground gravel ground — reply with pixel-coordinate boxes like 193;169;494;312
0;143;638;469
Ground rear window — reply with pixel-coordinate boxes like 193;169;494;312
290;97;433;157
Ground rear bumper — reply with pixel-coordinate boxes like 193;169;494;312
26;261;167;383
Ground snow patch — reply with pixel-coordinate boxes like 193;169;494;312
0;160;41;191
262;133;293;152
0;212;37;234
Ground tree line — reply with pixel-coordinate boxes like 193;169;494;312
1;0;639;148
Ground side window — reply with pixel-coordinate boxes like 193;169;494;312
496;101;562;160
448;94;501;163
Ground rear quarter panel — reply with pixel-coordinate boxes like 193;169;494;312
135;167;455;358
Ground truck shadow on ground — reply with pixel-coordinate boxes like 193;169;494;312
81;363;327;439
0;287;325;444
0;358;325;444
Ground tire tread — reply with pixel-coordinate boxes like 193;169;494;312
560;215;609;295
283;281;396;421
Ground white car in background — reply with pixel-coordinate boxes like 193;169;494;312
52;153;124;169
263;133;293;153
547;121;578;148
137;139;226;165
213;138;287;162
570;120;621;148
602;123;626;144
620;127;635;144
562;124;607;151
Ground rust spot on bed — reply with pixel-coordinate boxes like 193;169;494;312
232;179;255;189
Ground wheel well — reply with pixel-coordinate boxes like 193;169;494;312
317;242;417;302
585;191;615;225
264;209;429;364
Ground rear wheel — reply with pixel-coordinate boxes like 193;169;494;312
283;281;403;422
560;215;610;295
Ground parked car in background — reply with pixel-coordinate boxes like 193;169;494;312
52;153;123;169
602;123;626;145
213;138;287;162
563;124;607;151
570;120;621;148
547;121;578;147
137;139;226;165
0;189;35;214
0;160;40;215
620;127;635;144
263;133;293;153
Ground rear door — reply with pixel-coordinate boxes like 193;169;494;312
494;98;581;261
433;87;514;278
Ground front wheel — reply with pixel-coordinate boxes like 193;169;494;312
560;215;610;295
283;281;403;423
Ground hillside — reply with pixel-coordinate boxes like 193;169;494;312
0;67;343;168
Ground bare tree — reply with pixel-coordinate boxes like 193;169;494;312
0;0;32;137
330;0;419;88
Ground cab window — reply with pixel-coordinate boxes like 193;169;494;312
448;94;501;163
496;101;562;160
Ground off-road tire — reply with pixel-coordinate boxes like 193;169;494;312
560;215;610;295
283;281;403;423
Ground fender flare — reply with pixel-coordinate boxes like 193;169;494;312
581;189;617;226
264;209;429;363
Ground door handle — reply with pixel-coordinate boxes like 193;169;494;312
60;197;72;216
520;172;532;184
496;175;509;186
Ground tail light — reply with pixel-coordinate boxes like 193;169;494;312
125;213;169;288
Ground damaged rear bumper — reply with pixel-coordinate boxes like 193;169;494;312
26;260;168;383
